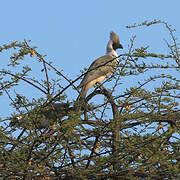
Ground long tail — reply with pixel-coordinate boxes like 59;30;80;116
77;85;88;101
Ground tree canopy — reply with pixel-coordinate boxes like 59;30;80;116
0;20;180;179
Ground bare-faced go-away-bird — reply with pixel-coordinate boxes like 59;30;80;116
77;31;123;99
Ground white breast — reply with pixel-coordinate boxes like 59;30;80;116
87;75;106;89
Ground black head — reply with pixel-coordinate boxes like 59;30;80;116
112;42;123;50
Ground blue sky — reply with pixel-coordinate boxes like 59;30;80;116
0;0;180;117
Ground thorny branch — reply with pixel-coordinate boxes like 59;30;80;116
0;20;180;179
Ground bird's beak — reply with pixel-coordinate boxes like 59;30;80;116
119;43;123;49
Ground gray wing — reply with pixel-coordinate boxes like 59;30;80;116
78;54;118;88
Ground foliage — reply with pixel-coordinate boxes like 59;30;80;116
0;20;180;179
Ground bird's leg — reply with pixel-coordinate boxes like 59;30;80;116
95;82;104;91
95;82;112;96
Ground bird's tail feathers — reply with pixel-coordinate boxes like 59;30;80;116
76;85;88;101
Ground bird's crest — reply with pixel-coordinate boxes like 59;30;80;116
110;31;120;44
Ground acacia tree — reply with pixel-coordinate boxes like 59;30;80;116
0;20;180;179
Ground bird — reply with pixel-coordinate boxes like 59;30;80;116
77;31;123;99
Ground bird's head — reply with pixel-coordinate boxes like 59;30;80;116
110;31;123;50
